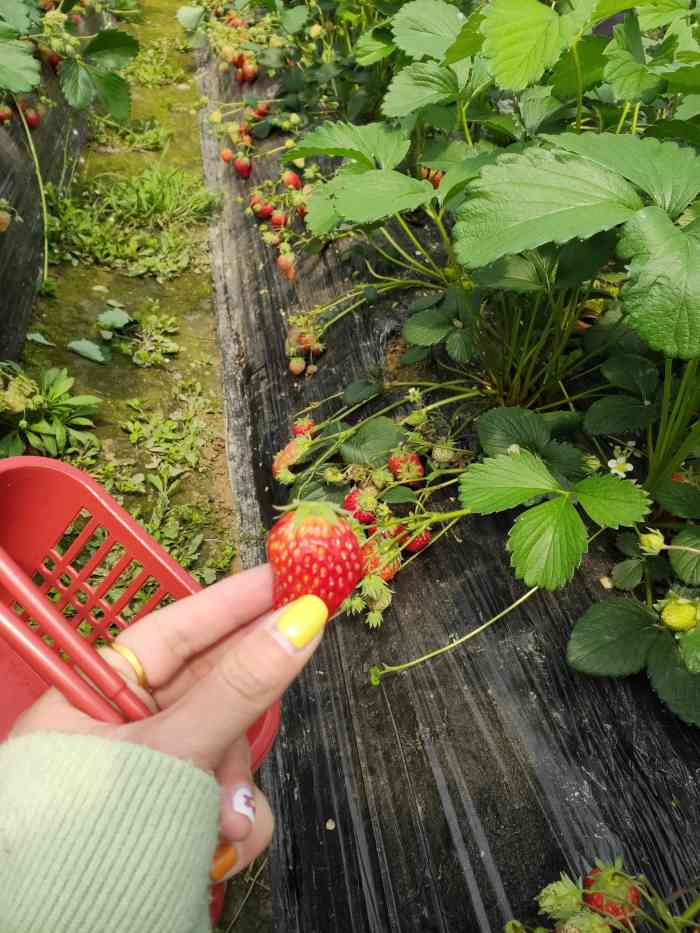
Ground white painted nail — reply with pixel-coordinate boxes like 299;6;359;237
231;785;256;825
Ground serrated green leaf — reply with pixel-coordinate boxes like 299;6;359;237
454;149;642;269
355;27;394;66
541;439;585;481
84;29;139;70
279;5;308;34
408;293;443;312
547;132;700;218
574;474;650;528
342;378;380;405
584;394;658;435
0;39;41;93
445;328;474;363
422;139;473;171
332;170;434;225
508;495;587;590
444;9;484;64
518;86;567;136
669;527;700;584
647;629;700;726
92;71;131;121
176;4;205;31
59;58;97;110
678;625;700;674
654;479;700;520
340;416;405;466
473;252;549;292
400;345;431;365
666;66;700;94
381;485;417;504
402;306;452;346
612;558;644;590
618;206;700;360
567;597;659;675
639;0;689;30
98;307;131;330
305;177;343;236
287;121;409;170
604;14;664;102
0;431;25;458
482;0;563;91
644;120;700;148
592;0;639;22
0;0;29;31
478;406;550;458
391;0;465;62
68;339;108;364
601;354;658;399
552;35;608;99
459;450;562;514
541;410;583;436
382;62;458;117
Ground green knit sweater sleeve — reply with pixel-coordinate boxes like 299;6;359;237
0;732;221;933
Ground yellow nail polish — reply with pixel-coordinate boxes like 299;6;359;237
210;842;238;882
275;595;328;650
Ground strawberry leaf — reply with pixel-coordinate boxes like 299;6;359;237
68;339;109;364
331;170;435;225
0;39;41;93
618;206;700;360
402;306;453;346
391;0;465;62
482;0;562;91
603;13;664;102
382;62;459;118
567;597;660;675
574;475;650;529
286;121;409;170
355;27;394;66
678;626;700;675
654;479;700;520
340;417;404;467
92;70;131;122
647;630;700;726
611;558;644;591
583;395;658;435
458;450;562;514
83;29;139;70
551;34;608;99
669;527;700;585
59;58;97;110
478;406;550;458
507;495;587;590
454;149;642;269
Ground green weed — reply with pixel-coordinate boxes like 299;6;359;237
90;115;173;153
126;38;188;88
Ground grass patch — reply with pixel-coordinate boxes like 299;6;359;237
47;166;218;280
126;38;189;88
90;115;173;153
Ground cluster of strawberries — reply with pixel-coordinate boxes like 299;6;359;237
270;417;433;611
283;325;324;376
0;99;42;130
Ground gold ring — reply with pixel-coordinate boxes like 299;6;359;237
110;642;151;691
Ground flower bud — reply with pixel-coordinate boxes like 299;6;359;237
638;528;665;556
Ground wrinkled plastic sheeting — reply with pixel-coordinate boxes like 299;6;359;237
198;62;700;933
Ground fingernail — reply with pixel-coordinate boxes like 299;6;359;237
273;595;328;652
210;842;239;882
231;784;256;825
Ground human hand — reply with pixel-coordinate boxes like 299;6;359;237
10;564;328;882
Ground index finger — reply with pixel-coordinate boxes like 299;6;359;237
114;564;274;690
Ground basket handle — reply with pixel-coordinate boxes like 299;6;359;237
0;546;151;723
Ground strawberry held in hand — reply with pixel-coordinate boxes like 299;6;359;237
583;860;640;927
267;503;363;615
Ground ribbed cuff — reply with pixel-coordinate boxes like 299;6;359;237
0;732;221;933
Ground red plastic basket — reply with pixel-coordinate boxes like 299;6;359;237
0;456;280;923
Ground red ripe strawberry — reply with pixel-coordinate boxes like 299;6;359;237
0;210;12;234
296;203;307;219
272;437;306;478
220;147;234;163
242;62;258;82
430;169;443;190
24;108;41;130
404;529;431;553
292;416;315;436
267;503;363;614
583;864;640;927
361;539;401;582
343;488;375;524
232;52;245;68
46;51;61;71
0;105;12;124
388;523;407;541
311;342;325;357
388;450;424;486
277;254;296;281
239;120;250;134
233;156;252;179
297;332;315;349
70;13;81;23
271;211;287;228
235;67;245;83
289;357;306;376
257;202;274;220
255;101;270;117
281;169;302;190
249;192;262;207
